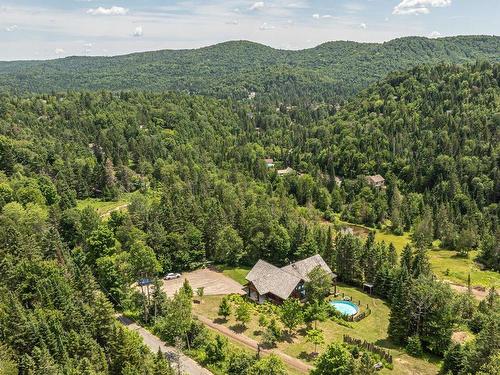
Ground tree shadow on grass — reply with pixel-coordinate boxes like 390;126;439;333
374;338;399;350
229;324;247;334
260;341;277;350
280;332;295;344
297;327;308;337
298;351;317;362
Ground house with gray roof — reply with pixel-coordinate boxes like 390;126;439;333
245;254;336;304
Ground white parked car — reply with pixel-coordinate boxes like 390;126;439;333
164;272;181;280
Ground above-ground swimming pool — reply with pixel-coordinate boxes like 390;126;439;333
330;300;359;316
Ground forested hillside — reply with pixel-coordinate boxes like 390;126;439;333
0;62;499;374
1;35;499;102
256;61;500;269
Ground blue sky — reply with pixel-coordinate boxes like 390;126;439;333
1;0;498;60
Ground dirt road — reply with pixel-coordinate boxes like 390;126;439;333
447;282;488;300
117;315;212;375
196;314;313;374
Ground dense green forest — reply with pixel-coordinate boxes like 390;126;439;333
1;36;500;102
0;61;499;374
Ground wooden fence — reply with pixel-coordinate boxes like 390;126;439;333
343;335;393;364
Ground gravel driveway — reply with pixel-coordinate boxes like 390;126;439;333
162;268;245;297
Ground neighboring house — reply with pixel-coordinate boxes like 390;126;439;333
366;174;385;188
264;158;275;168
339;227;354;236
277;167;295;176
245;254;336;304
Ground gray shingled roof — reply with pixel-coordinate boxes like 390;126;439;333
281;254;335;282
367;174;385;183
246;255;335;300
246;260;301;300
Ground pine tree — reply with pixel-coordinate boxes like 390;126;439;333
411;245;431;278
400;244;413;273
218;297;231;321
388;267;411;343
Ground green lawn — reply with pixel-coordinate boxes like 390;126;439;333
429;249;499;288
193;289;441;375
341;223;500;289
215;265;251;285
374;230;411;252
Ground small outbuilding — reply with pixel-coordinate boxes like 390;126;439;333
366;174;385;188
277;167;295;176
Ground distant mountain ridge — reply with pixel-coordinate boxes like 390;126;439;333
0;35;499;101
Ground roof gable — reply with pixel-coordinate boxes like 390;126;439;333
246;260;301;300
246;254;334;300
281;254;334;282
367;174;385;183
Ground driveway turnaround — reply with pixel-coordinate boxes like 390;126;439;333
117;315;213;375
162;268;245;297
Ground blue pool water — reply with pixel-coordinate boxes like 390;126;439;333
330;300;359;316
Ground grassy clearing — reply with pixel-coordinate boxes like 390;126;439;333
336;222;500;289
76;197;128;215
429;249;499;288
373;229;499;288
193;288;441;375
76;191;141;217
215;265;251;285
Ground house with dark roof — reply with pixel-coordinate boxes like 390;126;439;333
245;254;336;304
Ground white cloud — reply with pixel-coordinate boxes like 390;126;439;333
249;2;264;11
87;6;129;16
313;13;332;20
429;30;441;38
360;23;367;29
259;22;275;30
5;24;18;32
84;42;92;48
393;0;451;15
54;48;64;55
133;26;143;37
225;19;239;25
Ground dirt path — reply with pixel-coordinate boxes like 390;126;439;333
446;281;488;300
195;314;313;374
99;203;130;218
117;315;213;375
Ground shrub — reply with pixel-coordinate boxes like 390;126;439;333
406;335;423;357
468;311;486;333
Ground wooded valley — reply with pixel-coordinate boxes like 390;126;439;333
0;40;499;375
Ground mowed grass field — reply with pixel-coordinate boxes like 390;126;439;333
193;286;441;375
374;230;499;288
331;219;499;289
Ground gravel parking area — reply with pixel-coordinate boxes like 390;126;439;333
162;268;245;297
